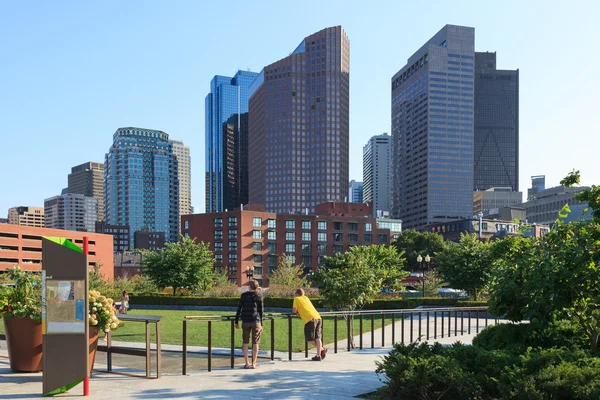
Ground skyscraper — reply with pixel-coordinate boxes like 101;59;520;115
222;113;249;211
170;140;192;217
68;161;104;221
104;127;179;243
473;52;519;192
363;133;391;216
7;206;45;227
391;25;475;230
248;26;350;214
44;193;98;232
205;70;258;212
528;175;546;200
349;180;364;203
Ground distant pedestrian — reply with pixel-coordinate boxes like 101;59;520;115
293;288;326;361
119;290;129;315
235;280;264;369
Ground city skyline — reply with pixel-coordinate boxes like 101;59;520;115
1;2;598;216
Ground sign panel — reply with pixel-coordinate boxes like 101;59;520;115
46;279;86;334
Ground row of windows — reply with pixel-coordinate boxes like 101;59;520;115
213;232;389;250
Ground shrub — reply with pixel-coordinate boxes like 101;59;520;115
376;342;600;399
473;320;588;352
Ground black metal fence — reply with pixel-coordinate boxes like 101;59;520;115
182;306;494;374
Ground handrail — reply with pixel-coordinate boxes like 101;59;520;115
181;306;496;374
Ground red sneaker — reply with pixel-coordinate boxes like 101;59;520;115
311;355;322;361
321;348;328;359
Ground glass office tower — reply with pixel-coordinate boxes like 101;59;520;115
205;70;258;212
104;127;179;243
363;133;391;216
391;25;475;230
248;26;350;214
473;52;519;192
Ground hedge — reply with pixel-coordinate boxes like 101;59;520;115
129;293;486;310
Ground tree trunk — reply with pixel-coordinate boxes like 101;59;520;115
173;286;177;296
473;288;478;300
591;331;598;353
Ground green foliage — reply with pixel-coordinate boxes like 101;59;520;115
112;274;158;299
560;169;581;188
473;320;588;353
268;254;306;287
436;233;491;299
89;263;112;295
392;230;447;271
312;245;407;311
142;236;214;296
0;267;42;322
376;342;600;400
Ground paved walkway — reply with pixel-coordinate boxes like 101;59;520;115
0;313;493;399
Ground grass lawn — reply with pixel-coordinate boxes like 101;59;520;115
110;310;395;353
1;310;396;352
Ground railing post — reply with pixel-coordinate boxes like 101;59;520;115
433;311;437;340
156;320;161;378
305;338;308;358
401;312;405;344
230;319;235;369
391;313;395;345
426;311;430;340
410;312;413;343
468;310;472;335
455;310;458;336
208;320;212;372
347;315;351;352
418;311;422;341
485;309;488;328
441;310;445;338
476;309;480;333
182;320;187;376
461;310;464;335
107;331;112;372
370;314;374;349
271;318;275;361
288;315;292;361
359;314;363;350
334;316;338;354
145;321;151;378
448;309;451;337
381;313;385;347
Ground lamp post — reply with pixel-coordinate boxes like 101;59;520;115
418;254;432;298
245;266;254;282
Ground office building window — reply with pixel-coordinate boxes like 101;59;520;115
302;232;311;241
268;219;276;228
317;244;327;254
302;220;311;230
318;221;327;230
333;233;343;242
333;244;343;254
214;218;223;228
318;232;327;242
214;230;223;240
286;232;295;241
286;220;295;229
229;229;238;238
364;234;372;244
365;223;372;232
253;230;262;239
348;233;358;243
348;222;358;231
267;231;276;240
253;254;262;263
253;217;262;227
228;217;237;226
286;243;295;253
334;221;343;230
268;242;276;253
253;242;262;251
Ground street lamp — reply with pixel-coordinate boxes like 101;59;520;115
417;255;431;298
245;266;254;281
477;211;484;239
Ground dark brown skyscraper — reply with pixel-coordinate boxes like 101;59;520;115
248;26;350;214
68;161;104;221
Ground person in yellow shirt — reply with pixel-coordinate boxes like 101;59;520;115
292;288;327;361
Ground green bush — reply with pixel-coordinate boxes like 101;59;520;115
375;342;600;399
473;320;588;353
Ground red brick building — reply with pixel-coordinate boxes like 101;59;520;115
182;202;402;286
0;224;114;279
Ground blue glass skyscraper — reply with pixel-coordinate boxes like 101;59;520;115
391;25;475;230
205;70;258;212
104;127;179;244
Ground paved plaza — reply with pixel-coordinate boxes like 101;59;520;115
1;314;486;399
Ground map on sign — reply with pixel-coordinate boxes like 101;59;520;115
45;280;86;334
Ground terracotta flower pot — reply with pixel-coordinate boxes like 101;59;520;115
3;316;43;372
88;326;100;376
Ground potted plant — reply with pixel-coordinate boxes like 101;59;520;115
88;289;120;375
0;267;43;372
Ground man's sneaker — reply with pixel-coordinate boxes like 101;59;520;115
311;355;322;361
321;348;328;359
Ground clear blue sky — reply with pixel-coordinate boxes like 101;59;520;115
1;0;598;216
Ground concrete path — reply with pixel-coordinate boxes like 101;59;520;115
0;313;494;399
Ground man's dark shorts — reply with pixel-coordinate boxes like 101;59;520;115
242;322;262;344
304;318;322;341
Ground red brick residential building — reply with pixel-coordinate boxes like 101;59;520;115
0;224;114;279
182;202;402;287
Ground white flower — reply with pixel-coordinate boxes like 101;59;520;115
110;323;117;329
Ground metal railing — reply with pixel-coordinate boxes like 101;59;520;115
182;306;494;374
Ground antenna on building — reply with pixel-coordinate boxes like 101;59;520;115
240;204;243;211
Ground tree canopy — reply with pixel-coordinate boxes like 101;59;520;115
268;254;306;287
436;233;491;300
392;230;447;271
312;245;407;311
142;236;214;295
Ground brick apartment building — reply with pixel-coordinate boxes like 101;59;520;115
0;224;114;279
182;202;402;287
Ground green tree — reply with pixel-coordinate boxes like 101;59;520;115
392;230;447;271
268;254;306;287
436;233;491;299
142;236;214;296
89;263;112;295
313;245;407;311
488;170;600;351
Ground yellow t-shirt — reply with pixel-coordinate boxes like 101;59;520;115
293;295;321;324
